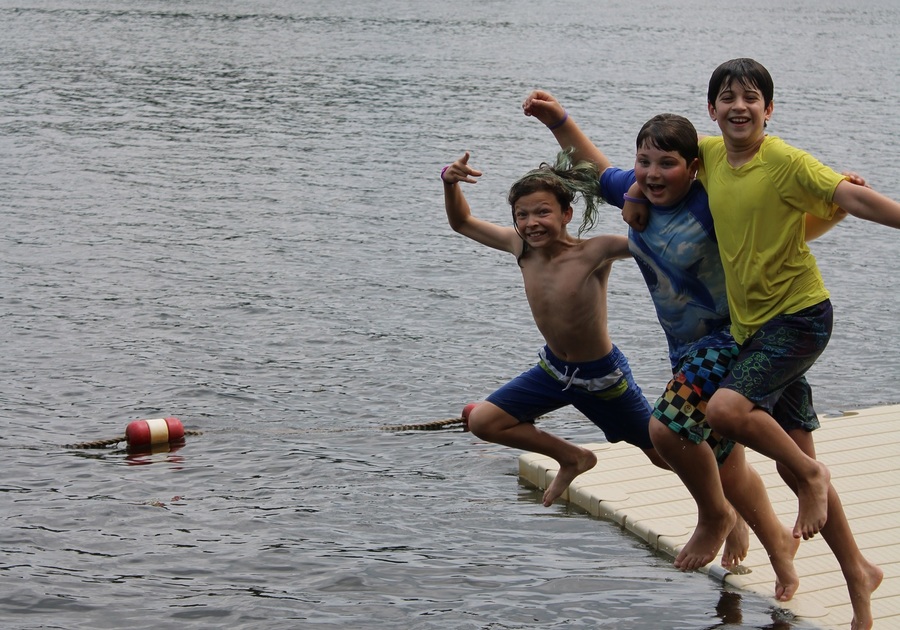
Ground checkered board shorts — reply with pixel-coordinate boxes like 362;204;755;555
652;345;738;463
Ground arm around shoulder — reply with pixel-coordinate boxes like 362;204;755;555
621;181;650;232
804;209;847;241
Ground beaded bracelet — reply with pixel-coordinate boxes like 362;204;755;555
440;165;450;182
622;193;650;205
547;111;569;130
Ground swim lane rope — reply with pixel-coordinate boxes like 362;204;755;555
64;409;468;449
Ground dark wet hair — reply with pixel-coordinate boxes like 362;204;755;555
508;149;602;239
707;57;774;108
635;113;698;164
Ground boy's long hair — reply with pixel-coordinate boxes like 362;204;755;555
507;149;602;239
636;114;698;164
707;57;774;108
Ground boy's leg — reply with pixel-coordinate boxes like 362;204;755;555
706;301;833;540
648;347;741;572
649;345;798;595
638;445;669;469
467;401;597;507
708;389;829;540
776;425;883;629
469;360;603;507
648;419;735;571
653;411;801;599
717;444;800;602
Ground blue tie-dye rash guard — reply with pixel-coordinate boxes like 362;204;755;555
600;167;735;368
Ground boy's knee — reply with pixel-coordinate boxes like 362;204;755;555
467;403;524;440
466;404;501;439
705;389;753;434
648;417;672;448
705;392;732;431
466;407;487;438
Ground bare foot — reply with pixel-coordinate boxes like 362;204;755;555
771;526;801;602
721;515;750;569
542;447;597;507
848;560;883;630
675;508;736;571
794;460;831;540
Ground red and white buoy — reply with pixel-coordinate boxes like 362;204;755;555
125;417;185;448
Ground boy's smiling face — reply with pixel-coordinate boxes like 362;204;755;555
634;142;698;207
513;190;572;247
709;78;773;146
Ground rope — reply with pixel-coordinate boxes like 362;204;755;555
65;436;126;449
380;417;465;431
65;418;468;446
64;429;204;449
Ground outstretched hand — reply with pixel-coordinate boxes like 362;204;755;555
441;152;483;186
522;90;566;128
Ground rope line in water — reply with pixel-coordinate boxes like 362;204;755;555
65;429;204;449
379;417;464;431
65;417;466;447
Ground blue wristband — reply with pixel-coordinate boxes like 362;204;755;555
547;111;568;131
622;193;650;205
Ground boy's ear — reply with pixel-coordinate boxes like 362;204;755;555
765;100;774;122
707;102;717;121
688;157;700;178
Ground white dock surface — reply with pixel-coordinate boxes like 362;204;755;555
518;404;900;629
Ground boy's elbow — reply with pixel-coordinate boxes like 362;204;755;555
447;217;467;233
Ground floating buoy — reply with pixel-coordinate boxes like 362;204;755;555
64;416;201;450
125;417;185;448
461;403;476;432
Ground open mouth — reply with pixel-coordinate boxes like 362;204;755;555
645;184;666;197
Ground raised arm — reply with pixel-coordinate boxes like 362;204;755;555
442;152;522;254
522;90;612;173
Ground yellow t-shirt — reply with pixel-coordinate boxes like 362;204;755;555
698;135;845;344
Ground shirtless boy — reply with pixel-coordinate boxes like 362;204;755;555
441;150;667;509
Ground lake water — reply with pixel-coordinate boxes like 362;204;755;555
1;1;898;628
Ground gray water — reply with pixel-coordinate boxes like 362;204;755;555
2;1;898;629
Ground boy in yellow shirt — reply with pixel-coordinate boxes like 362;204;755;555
699;57;896;630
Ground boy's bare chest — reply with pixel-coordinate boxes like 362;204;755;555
521;260;598;310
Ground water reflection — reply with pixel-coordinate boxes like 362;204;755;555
125;441;186;466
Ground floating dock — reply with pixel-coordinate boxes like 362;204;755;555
518;404;900;629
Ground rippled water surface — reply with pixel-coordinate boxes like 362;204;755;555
2;1;898;628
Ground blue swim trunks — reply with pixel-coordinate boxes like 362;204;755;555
485;345;653;449
721;299;832;433
652;345;738;465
